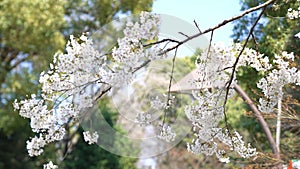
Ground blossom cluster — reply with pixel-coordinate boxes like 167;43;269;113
13;94;67;157
14;12;161;167
287;0;300;19
210;44;300;114
112;12;161;65
43;161;58;169
185;41;300;162
149;94;176;110
185;42;276;162
287;1;300;38
187;129;257;163
83;131;99;144
134;94;176;127
157;125;176;142
135;112;152;126
257;52;300;113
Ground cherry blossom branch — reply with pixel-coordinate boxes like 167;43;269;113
222;4;268;139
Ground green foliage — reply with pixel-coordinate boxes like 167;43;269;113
64;0;153;36
0;68;38;135
0;122;34;169
61;129;137;169
0;0;66;68
61;100;138;169
226;96;270;152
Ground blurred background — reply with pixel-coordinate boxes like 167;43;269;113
0;0;299;168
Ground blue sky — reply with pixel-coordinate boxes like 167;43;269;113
152;0;241;43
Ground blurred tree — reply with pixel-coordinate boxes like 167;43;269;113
0;1;65;168
61;100;138;169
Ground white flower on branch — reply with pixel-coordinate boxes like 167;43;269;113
150;94;176;110
157;125;176;142
43;161;58;169
295;32;300;39
26;135;46;157
257;51;300;113
216;150;230;163
83;131;99;145
184;42;264;162
135;112;152;126
287;6;300;19
187;129;257;163
112;12;160;66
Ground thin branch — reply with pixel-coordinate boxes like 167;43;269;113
198;30;214;90
162;47;178;125
144;38;180;48
193;20;202;33
178;32;190;38
220;6;267;151
133;60;151;73
9;56;29;70
3;49;18;64
206;30;214;57
251;33;259;55
222;6;268;133
94;85;112;101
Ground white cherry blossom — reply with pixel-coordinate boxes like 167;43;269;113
43;161;58;169
83;131;99;145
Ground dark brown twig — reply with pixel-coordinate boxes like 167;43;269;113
178;32;190;38
162;47;178;125
193;20;202;33
221;6;268;152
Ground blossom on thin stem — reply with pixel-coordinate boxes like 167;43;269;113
286;0;300;19
257;51;300;113
43;161;58;169
83;131;99;145
135;112;152;126
157;125;176;142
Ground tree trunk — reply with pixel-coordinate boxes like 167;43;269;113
233;83;281;163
